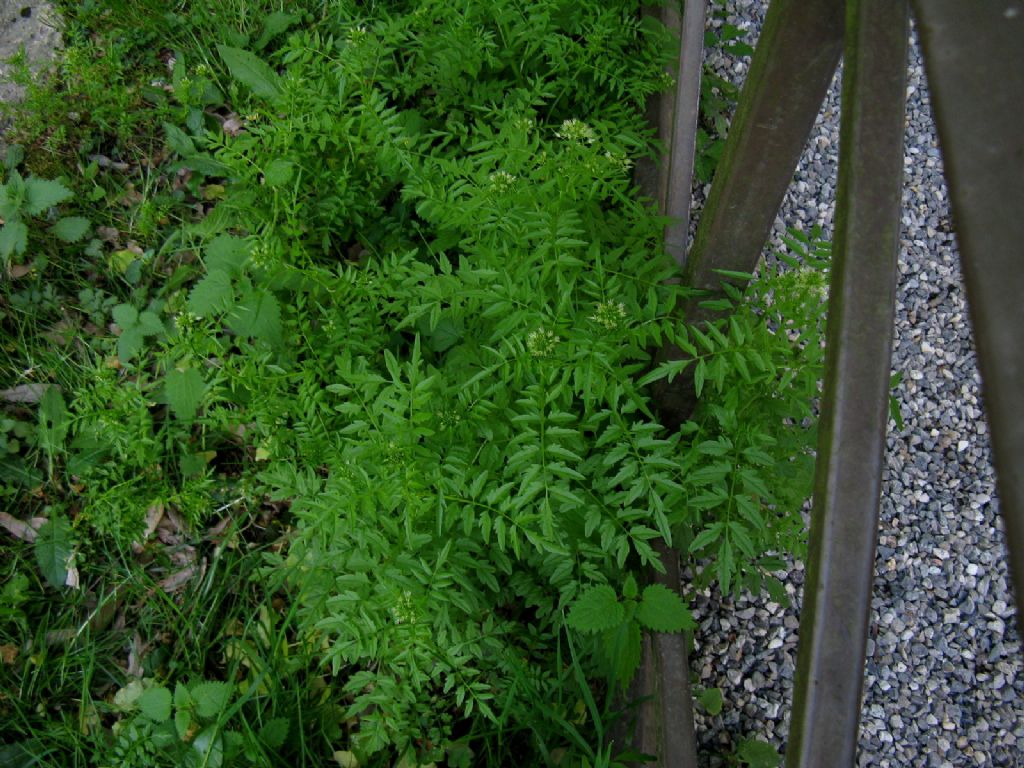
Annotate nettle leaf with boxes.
[566,585,623,633]
[117,328,146,364]
[188,270,234,316]
[191,681,233,719]
[137,311,165,337]
[112,303,139,329]
[229,289,281,343]
[217,44,282,100]
[23,177,73,215]
[258,718,290,749]
[603,618,642,686]
[137,686,173,722]
[51,217,91,243]
[263,159,294,187]
[205,234,250,276]
[737,738,780,768]
[34,516,74,588]
[164,368,208,422]
[636,584,695,633]
[164,122,197,156]
[0,220,28,258]
[699,686,724,716]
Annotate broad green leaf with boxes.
[175,708,193,740]
[23,177,72,215]
[191,681,232,718]
[263,159,293,187]
[688,522,724,553]
[217,45,282,100]
[737,738,780,768]
[636,584,695,633]
[163,122,196,156]
[566,585,623,633]
[117,328,146,363]
[188,270,234,316]
[34,517,73,588]
[698,687,723,716]
[112,303,139,329]
[137,686,173,722]
[622,573,638,600]
[205,234,250,275]
[50,217,91,242]
[191,725,224,768]
[255,11,298,49]
[137,311,165,337]
[258,718,289,749]
[0,220,28,258]
[174,681,192,709]
[428,317,463,352]
[228,289,281,343]
[603,618,642,686]
[164,368,207,422]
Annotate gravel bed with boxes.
[684,3,1024,766]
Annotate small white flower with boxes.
[526,327,560,358]
[488,170,517,192]
[604,151,633,173]
[589,301,628,330]
[555,119,597,145]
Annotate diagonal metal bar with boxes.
[654,0,845,429]
[911,0,1024,623]
[663,0,708,267]
[786,2,910,766]
[682,0,844,306]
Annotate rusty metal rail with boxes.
[635,0,1024,766]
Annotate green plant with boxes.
[0,169,90,267]
[0,0,830,765]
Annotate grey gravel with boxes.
[686,3,1023,767]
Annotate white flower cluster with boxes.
[488,170,517,192]
[555,119,597,145]
[526,327,560,358]
[590,301,627,330]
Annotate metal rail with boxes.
[635,0,1023,766]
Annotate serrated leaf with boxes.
[164,368,207,422]
[164,122,196,156]
[217,45,282,100]
[566,585,623,633]
[636,584,695,633]
[689,522,724,553]
[112,303,138,329]
[117,328,146,363]
[205,234,250,276]
[263,159,293,187]
[191,725,224,768]
[602,618,642,687]
[622,573,638,600]
[0,220,28,258]
[137,311,165,336]
[23,177,73,215]
[737,738,780,768]
[258,717,289,749]
[34,517,73,588]
[175,707,193,740]
[137,686,173,722]
[191,681,232,719]
[51,217,90,243]
[228,289,281,343]
[698,686,723,715]
[174,682,192,709]
[188,270,234,316]
[428,317,463,352]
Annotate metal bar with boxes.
[621,3,707,765]
[682,0,844,313]
[787,2,910,766]
[911,0,1024,622]
[664,0,709,266]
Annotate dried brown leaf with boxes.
[0,383,50,404]
[0,643,18,664]
[0,512,44,542]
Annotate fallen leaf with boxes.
[334,752,360,768]
[0,644,18,664]
[157,564,198,592]
[8,263,33,279]
[222,114,245,136]
[1,383,50,404]
[96,226,120,243]
[131,504,165,553]
[0,512,45,542]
